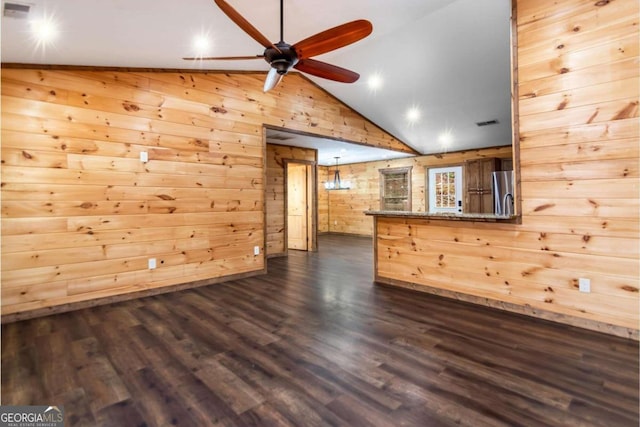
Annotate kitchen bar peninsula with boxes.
[365,210,518,222]
[364,210,636,339]
[365,210,519,292]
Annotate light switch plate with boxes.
[140,151,148,163]
[148,258,156,269]
[254,246,260,256]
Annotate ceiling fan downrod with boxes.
[280,0,284,43]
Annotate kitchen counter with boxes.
[364,210,518,222]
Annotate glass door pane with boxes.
[428,166,463,213]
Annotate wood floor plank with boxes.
[194,359,265,415]
[267,339,402,412]
[383,377,514,427]
[238,403,297,427]
[51,388,96,426]
[141,344,243,426]
[325,394,400,427]
[275,329,395,389]
[95,399,147,427]
[125,367,203,427]
[1,234,638,426]
[69,337,131,415]
[1,346,46,405]
[568,398,638,427]
[35,331,78,397]
[438,368,579,427]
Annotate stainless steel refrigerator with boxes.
[492,170,514,216]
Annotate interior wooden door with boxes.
[287,163,308,250]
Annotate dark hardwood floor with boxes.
[2,234,638,426]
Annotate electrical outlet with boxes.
[334,220,338,225]
[140,151,148,163]
[254,246,260,256]
[578,277,590,293]
[148,258,156,269]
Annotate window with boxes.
[427,166,463,214]
[380,167,412,211]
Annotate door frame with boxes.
[284,159,318,253]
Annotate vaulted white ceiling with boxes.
[1,0,513,163]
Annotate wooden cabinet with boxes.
[465,158,499,214]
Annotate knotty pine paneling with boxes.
[318,166,330,233]
[321,146,512,236]
[266,144,316,256]
[1,70,407,317]
[373,0,639,337]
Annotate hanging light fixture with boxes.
[325,157,351,190]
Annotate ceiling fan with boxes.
[183,0,373,92]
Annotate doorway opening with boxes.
[264,127,414,258]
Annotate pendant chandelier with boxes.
[324,157,351,190]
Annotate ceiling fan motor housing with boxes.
[264,42,298,74]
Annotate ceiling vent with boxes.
[476,119,499,127]
[3,2,31,19]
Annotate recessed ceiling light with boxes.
[406,106,421,124]
[438,129,454,147]
[29,15,59,46]
[192,34,211,56]
[367,73,383,91]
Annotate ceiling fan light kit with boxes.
[184,0,372,92]
[263,68,283,92]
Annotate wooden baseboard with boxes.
[375,276,639,341]
[1,269,267,324]
[267,253,287,259]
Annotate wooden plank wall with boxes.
[321,146,512,236]
[318,166,330,233]
[1,70,406,318]
[375,0,639,336]
[265,143,316,256]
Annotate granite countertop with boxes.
[364,210,518,222]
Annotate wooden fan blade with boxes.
[213,0,279,51]
[183,55,264,60]
[293,20,372,59]
[294,59,359,83]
